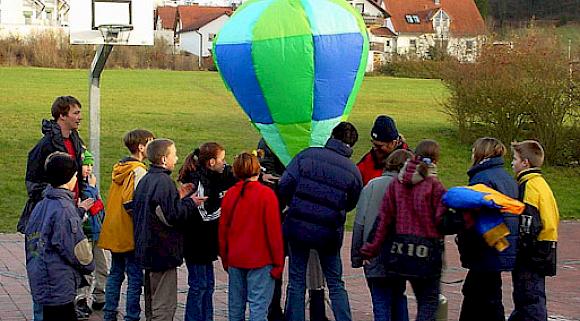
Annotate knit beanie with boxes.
[371,115,399,142]
[82,149,94,166]
[45,152,77,187]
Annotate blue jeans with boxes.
[185,263,215,321]
[103,252,143,321]
[367,277,409,321]
[285,243,352,321]
[33,300,43,321]
[228,265,275,321]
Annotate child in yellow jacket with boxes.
[509,140,559,321]
[98,129,154,321]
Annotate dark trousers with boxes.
[508,266,547,321]
[407,277,440,321]
[43,302,76,321]
[268,277,284,321]
[459,270,505,321]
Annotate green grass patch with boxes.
[1,67,578,232]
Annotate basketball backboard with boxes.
[69,0,154,45]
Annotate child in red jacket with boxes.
[219,152,285,321]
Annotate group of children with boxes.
[25,116,559,321]
[351,126,559,321]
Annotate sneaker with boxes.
[75,307,90,321]
[76,299,92,320]
[92,301,105,311]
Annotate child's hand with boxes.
[179,183,195,199]
[79,198,95,211]
[192,195,208,206]
[88,174,97,187]
[262,173,280,184]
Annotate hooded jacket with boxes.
[279,138,363,251]
[26,187,95,306]
[98,157,147,253]
[457,156,519,272]
[351,171,398,278]
[18,119,85,233]
[360,158,447,258]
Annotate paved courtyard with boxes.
[1,221,579,321]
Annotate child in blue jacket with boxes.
[26,152,95,321]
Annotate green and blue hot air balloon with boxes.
[214,0,369,165]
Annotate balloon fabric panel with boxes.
[214,43,273,124]
[312,33,364,121]
[214,0,273,45]
[252,0,311,41]
[299,0,362,35]
[252,36,314,125]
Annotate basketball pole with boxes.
[88,44,113,188]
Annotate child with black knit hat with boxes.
[25,151,95,321]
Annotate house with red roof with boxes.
[360,0,486,63]
[155,4,232,63]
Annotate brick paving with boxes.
[1,221,579,321]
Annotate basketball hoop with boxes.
[97,24,133,44]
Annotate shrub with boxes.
[0,30,200,71]
[441,30,579,165]
[376,55,444,79]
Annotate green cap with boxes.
[82,149,94,166]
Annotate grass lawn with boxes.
[0,67,578,232]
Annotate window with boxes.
[23,11,32,25]
[466,40,474,51]
[386,40,391,46]
[355,3,364,13]
[405,14,420,24]
[410,39,417,47]
[208,33,216,41]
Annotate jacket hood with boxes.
[468,156,505,179]
[398,158,438,185]
[325,138,353,158]
[41,119,65,144]
[43,186,74,200]
[112,158,146,185]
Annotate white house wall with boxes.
[0,0,68,38]
[180,30,202,56]
[179,14,228,57]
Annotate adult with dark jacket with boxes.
[357,115,409,186]
[20,96,94,321]
[177,142,237,321]
[457,138,519,321]
[132,139,200,320]
[19,95,92,234]
[279,122,363,321]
